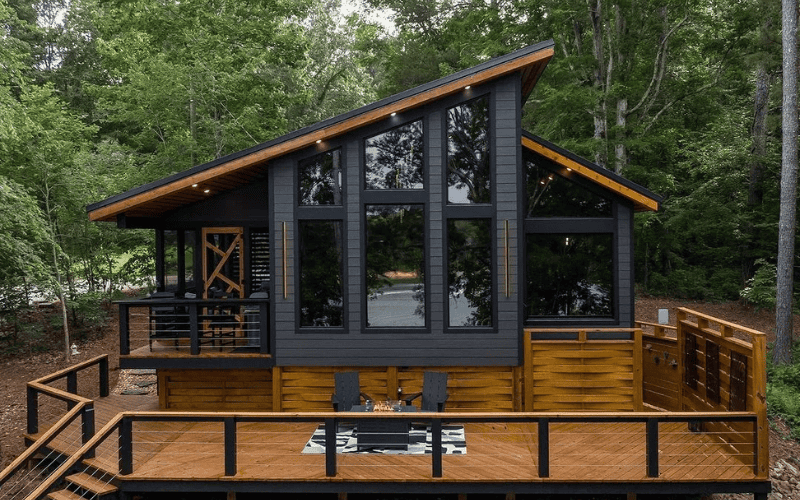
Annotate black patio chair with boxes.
[403,371,448,412]
[148,291,189,350]
[331,371,373,412]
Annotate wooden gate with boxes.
[202,227,245,298]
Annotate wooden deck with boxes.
[30,394,764,495]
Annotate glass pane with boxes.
[299,221,344,327]
[447,96,490,204]
[526,233,614,317]
[366,205,425,327]
[298,149,342,205]
[164,230,179,292]
[183,230,196,295]
[524,151,612,217]
[448,219,492,327]
[365,120,424,189]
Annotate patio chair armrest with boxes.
[402,392,422,406]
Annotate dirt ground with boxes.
[1,296,798,498]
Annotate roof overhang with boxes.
[88,41,555,222]
[521,133,661,212]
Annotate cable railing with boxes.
[0,355,109,499]
[117,297,270,356]
[19,409,762,500]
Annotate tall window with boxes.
[299,221,344,327]
[524,148,616,320]
[448,219,492,327]
[365,205,425,327]
[447,96,490,204]
[299,149,342,205]
[365,120,424,190]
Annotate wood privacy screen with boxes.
[638,308,768,478]
[522,328,643,412]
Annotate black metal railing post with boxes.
[99,356,109,397]
[325,417,337,477]
[646,418,659,478]
[66,371,78,410]
[259,301,269,355]
[27,385,38,435]
[119,416,133,475]
[538,417,550,478]
[189,303,200,355]
[431,417,443,478]
[225,417,237,476]
[82,404,96,459]
[119,303,130,355]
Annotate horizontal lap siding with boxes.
[159,369,273,411]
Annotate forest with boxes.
[0,0,791,345]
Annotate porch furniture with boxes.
[200,289,238,347]
[331,371,373,412]
[148,292,189,350]
[403,371,448,412]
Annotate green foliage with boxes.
[740,259,778,311]
[767,342,800,438]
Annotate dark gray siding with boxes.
[272,75,523,366]
[617,202,634,326]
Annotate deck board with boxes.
[32,394,759,487]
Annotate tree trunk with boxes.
[615,97,628,173]
[775,0,798,366]
[589,0,608,167]
[749,62,770,205]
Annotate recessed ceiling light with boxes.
[464,85,471,90]
[204,189,210,194]
[391,112,397,117]
[316,139,322,144]
[192,183,198,188]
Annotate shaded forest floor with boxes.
[0,295,798,499]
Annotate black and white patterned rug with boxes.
[302,423,466,455]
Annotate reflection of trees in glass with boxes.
[524,152,612,217]
[526,234,613,317]
[299,149,342,205]
[366,205,425,326]
[365,120,423,189]
[299,221,343,327]
[447,97,490,204]
[448,219,492,326]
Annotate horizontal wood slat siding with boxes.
[523,329,643,412]
[159,370,273,411]
[158,366,519,412]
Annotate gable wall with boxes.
[270,75,522,366]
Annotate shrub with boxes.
[740,259,777,311]
[766,341,800,438]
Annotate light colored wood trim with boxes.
[522,136,660,212]
[752,333,769,477]
[633,328,643,411]
[523,330,533,412]
[272,366,282,412]
[89,49,554,222]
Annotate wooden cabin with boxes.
[2,40,771,500]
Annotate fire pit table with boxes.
[351,402,417,451]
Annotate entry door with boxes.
[202,227,245,298]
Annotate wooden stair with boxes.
[47,471,118,500]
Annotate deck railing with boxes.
[20,409,762,500]
[117,297,271,356]
[0,355,108,497]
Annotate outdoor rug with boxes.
[302,423,466,455]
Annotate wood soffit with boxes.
[522,135,661,213]
[87,43,554,222]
